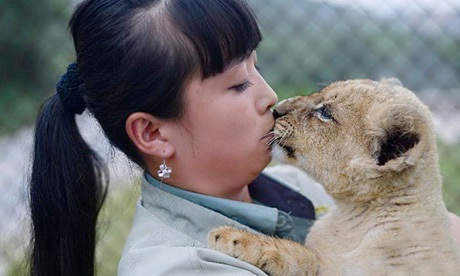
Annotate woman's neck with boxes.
[146,166,253,203]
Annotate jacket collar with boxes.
[140,174,256,246]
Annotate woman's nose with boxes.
[255,70,278,113]
[268,87,278,109]
[262,83,277,112]
[256,83,278,114]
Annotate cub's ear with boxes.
[349,104,428,180]
[369,104,427,173]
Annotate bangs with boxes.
[170,0,262,78]
[93,0,262,120]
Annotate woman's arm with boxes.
[449,212,460,247]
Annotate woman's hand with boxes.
[449,212,460,248]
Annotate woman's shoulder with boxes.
[122,198,203,252]
[119,201,267,275]
[118,200,202,274]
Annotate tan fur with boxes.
[209,79,460,275]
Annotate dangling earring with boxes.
[157,153,172,180]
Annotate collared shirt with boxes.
[145,172,315,243]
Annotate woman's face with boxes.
[169,52,278,200]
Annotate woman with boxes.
[30,0,460,275]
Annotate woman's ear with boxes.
[125,112,174,158]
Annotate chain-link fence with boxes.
[1,0,459,274]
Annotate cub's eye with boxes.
[313,104,333,122]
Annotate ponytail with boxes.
[29,92,107,275]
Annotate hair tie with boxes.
[56,62,86,115]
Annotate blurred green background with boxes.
[1,0,460,275]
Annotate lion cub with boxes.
[209,79,460,275]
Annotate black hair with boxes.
[29,0,262,275]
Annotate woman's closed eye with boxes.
[230,80,254,92]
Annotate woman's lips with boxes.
[261,130,274,140]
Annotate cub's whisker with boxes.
[267,137,277,146]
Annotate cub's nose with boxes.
[273,109,285,120]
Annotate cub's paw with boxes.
[208,227,318,276]
[208,227,260,259]
[208,227,286,276]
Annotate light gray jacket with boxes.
[118,165,333,275]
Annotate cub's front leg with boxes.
[208,227,318,276]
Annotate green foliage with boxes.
[273,84,317,101]
[439,142,460,215]
[0,84,46,136]
[0,0,74,135]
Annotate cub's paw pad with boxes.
[208,227,256,258]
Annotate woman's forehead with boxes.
[190,52,255,89]
[221,51,257,73]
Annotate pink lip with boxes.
[261,131,274,140]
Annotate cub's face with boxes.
[272,79,433,201]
